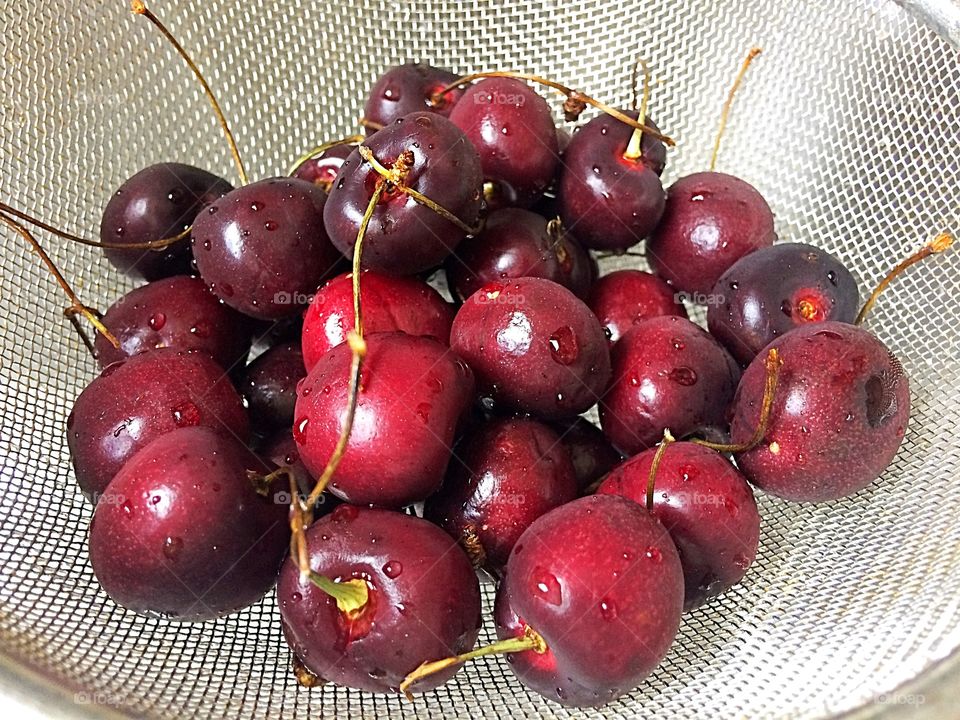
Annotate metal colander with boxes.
[1,0,959,718]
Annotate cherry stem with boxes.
[358,145,480,235]
[433,71,676,147]
[693,348,781,454]
[0,201,191,250]
[623,58,651,161]
[287,134,365,176]
[306,572,369,614]
[459,525,487,569]
[709,47,762,172]
[358,117,384,133]
[0,211,119,350]
[855,231,955,325]
[399,625,547,701]
[131,0,249,185]
[646,429,676,511]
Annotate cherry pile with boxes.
[4,4,954,710]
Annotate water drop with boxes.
[171,401,201,427]
[645,547,662,563]
[667,367,697,386]
[599,598,618,621]
[148,312,167,331]
[532,567,562,605]
[548,326,579,365]
[162,536,183,560]
[382,561,403,579]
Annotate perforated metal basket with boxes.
[1,0,959,718]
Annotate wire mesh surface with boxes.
[0,0,958,718]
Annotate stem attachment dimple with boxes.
[646,429,676,511]
[855,231,955,325]
[709,47,762,172]
[399,625,547,701]
[623,58,651,162]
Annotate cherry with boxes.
[94,275,251,371]
[494,495,682,706]
[191,177,341,319]
[294,332,474,508]
[240,342,306,434]
[423,416,578,573]
[551,416,622,492]
[363,63,464,132]
[100,162,233,281]
[277,506,481,693]
[730,321,909,501]
[291,141,354,190]
[444,209,594,301]
[68,347,250,500]
[587,269,687,346]
[89,426,288,621]
[301,270,454,371]
[598,441,760,609]
[450,277,611,419]
[707,242,860,365]
[559,111,667,251]
[448,77,559,209]
[324,112,483,275]
[599,315,741,455]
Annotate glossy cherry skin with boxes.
[495,494,683,706]
[294,332,474,508]
[89,427,289,621]
[451,277,611,419]
[731,321,909,502]
[449,78,559,209]
[707,242,860,365]
[300,270,454,371]
[101,163,232,281]
[559,111,666,251]
[363,63,464,133]
[94,275,251,371]
[647,171,776,297]
[598,442,760,609]
[599,316,741,455]
[423,416,577,573]
[240,342,306,434]
[444,209,594,301]
[277,506,482,694]
[325,112,483,275]
[551,416,622,492]
[291,142,354,191]
[68,348,250,500]
[192,177,341,319]
[587,269,687,347]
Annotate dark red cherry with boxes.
[444,209,594,301]
[647,171,775,297]
[449,78,559,209]
[495,494,683,706]
[731,321,909,501]
[101,162,232,281]
[94,275,250,371]
[559,111,666,251]
[192,177,341,319]
[363,63,464,132]
[423,416,577,573]
[89,427,288,621]
[450,277,611,419]
[599,316,740,455]
[598,441,760,609]
[277,506,481,693]
[587,269,687,346]
[291,142,354,190]
[707,242,860,365]
[294,332,474,508]
[551,416,622,492]
[67,348,250,500]
[301,270,454,371]
[325,112,483,275]
[240,342,306,434]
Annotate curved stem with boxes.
[623,58,651,161]
[131,0,248,185]
[287,134,365,176]
[646,429,676,511]
[358,117,384,133]
[693,348,781,454]
[856,231,954,325]
[459,525,487,569]
[0,211,119,350]
[709,47,762,172]
[433,71,675,147]
[399,626,547,700]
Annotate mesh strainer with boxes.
[1,0,959,718]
